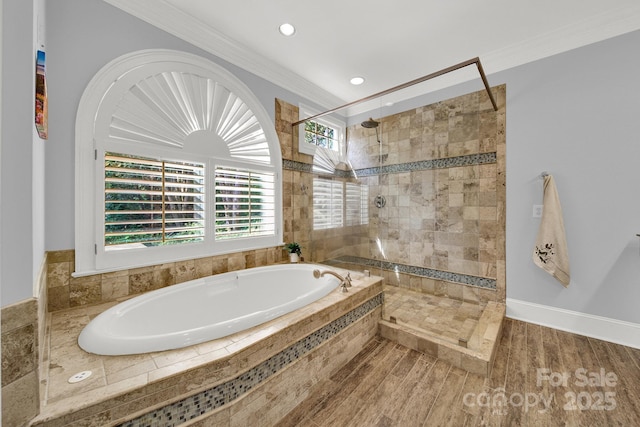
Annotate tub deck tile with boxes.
[33,270,383,426]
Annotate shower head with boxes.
[361,118,379,129]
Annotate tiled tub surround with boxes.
[45,247,287,313]
[32,271,383,426]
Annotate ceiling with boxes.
[105,0,640,116]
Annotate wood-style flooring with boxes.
[277,318,640,426]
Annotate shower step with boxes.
[386,316,474,348]
[379,301,505,377]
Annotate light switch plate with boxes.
[533,205,543,218]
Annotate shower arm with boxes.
[291,57,498,127]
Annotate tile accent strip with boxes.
[283,153,496,178]
[118,294,383,427]
[282,159,352,178]
[327,256,497,290]
[283,159,313,173]
[354,152,497,177]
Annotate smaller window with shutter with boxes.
[313,178,369,230]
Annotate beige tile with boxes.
[48,262,72,289]
[46,363,107,403]
[104,354,156,384]
[2,371,39,427]
[101,275,128,301]
[1,298,37,332]
[1,323,37,385]
[151,347,200,369]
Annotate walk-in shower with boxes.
[307,87,506,374]
[286,59,505,375]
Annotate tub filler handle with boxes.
[313,269,352,292]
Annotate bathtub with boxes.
[78,263,343,356]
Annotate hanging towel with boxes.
[533,174,570,286]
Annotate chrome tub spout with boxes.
[313,269,352,292]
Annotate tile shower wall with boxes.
[275,100,371,266]
[349,87,505,302]
[275,86,506,303]
[276,100,313,255]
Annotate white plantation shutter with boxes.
[214,167,276,238]
[104,153,205,248]
[313,178,343,230]
[331,182,344,228]
[346,182,369,226]
[76,50,283,274]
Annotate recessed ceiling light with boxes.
[350,76,365,85]
[278,23,296,36]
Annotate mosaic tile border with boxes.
[328,256,497,290]
[283,159,313,173]
[354,152,497,177]
[118,294,383,427]
[283,153,496,179]
[282,159,352,178]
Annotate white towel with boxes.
[533,175,570,286]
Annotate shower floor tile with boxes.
[380,285,504,376]
[383,285,485,346]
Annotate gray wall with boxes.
[2,0,639,328]
[1,0,45,305]
[44,0,310,253]
[502,30,640,323]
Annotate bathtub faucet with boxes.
[313,269,352,292]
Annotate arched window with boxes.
[75,50,282,275]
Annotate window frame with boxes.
[75,50,282,275]
[298,103,346,157]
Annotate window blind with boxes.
[346,182,369,226]
[313,177,344,230]
[214,167,276,239]
[104,153,205,248]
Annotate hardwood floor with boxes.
[277,319,640,426]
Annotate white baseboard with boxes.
[506,298,640,350]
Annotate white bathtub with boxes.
[78,263,343,356]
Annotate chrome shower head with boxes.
[361,118,379,128]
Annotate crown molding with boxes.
[102,0,345,110]
[104,0,640,118]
